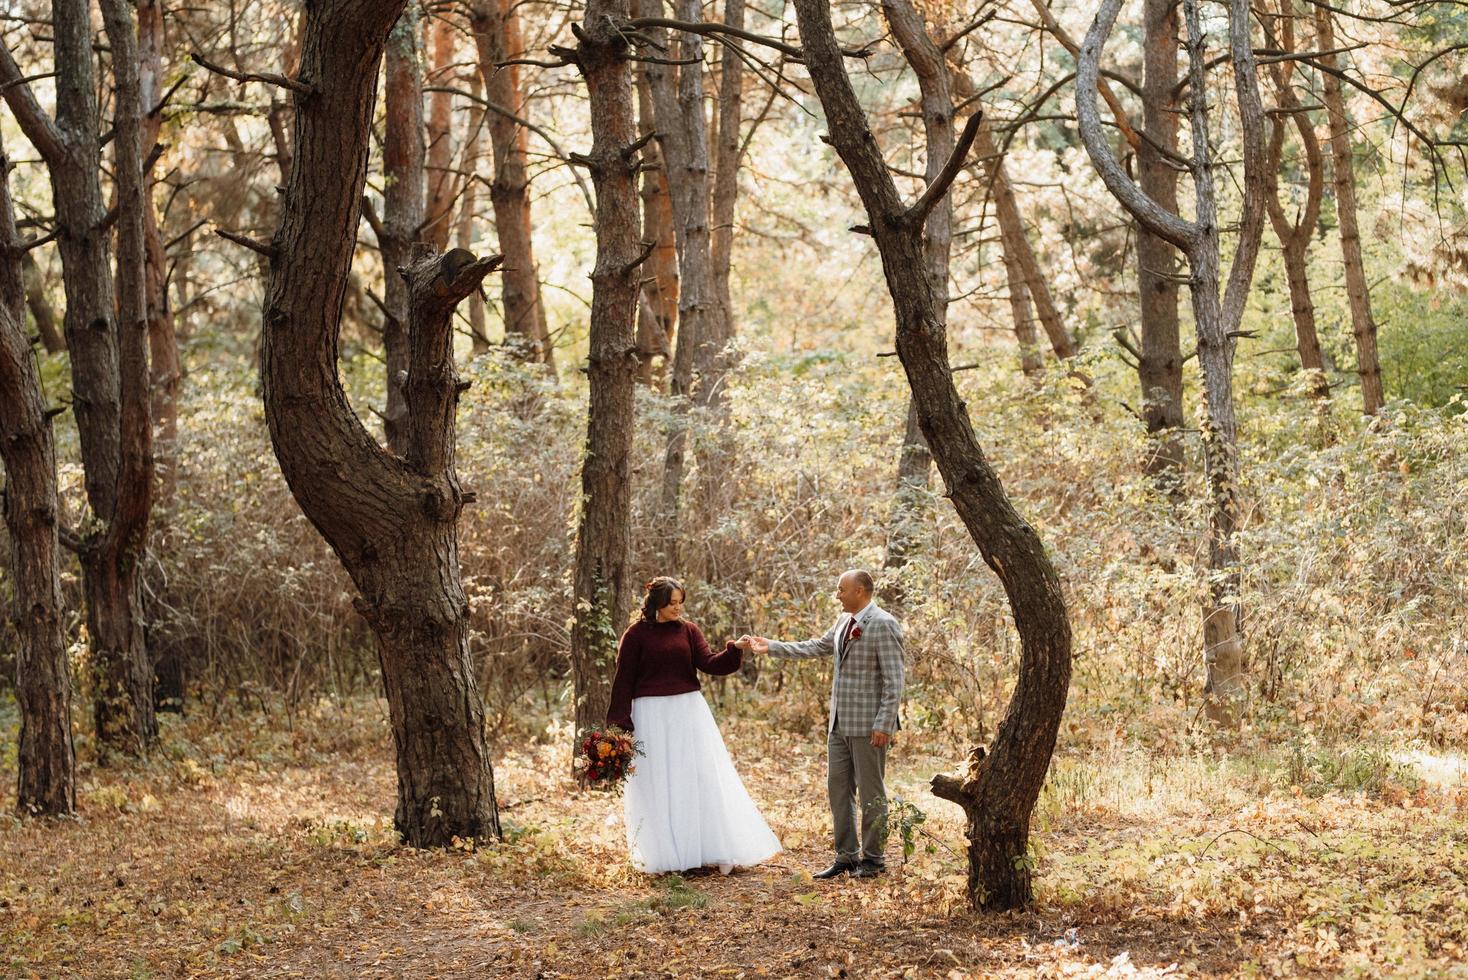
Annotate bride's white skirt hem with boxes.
[623,690,782,874]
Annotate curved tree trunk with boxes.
[569,0,641,738]
[0,140,75,816]
[793,0,1073,911]
[258,0,500,846]
[470,0,555,373]
[1078,0,1267,727]
[1314,7,1384,415]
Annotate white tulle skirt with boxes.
[623,690,782,874]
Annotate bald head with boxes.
[837,569,874,613]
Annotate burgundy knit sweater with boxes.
[605,619,743,731]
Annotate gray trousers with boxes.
[827,728,888,866]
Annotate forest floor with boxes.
[2,698,1467,979]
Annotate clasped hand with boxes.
[734,634,768,655]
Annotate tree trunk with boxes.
[1136,0,1185,474]
[97,0,159,754]
[1077,0,1266,726]
[258,0,501,846]
[569,0,642,738]
[470,0,555,373]
[967,119,1073,362]
[1001,226,1044,376]
[1314,7,1383,414]
[1262,10,1329,402]
[709,0,745,362]
[635,68,678,385]
[943,46,1070,366]
[2,0,158,753]
[382,9,427,454]
[21,254,64,353]
[458,97,492,358]
[0,140,75,816]
[793,0,1072,912]
[423,14,458,251]
[138,0,180,499]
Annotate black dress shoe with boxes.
[851,861,884,879]
[812,861,856,880]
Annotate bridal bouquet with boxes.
[576,726,640,791]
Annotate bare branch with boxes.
[189,52,316,96]
[214,227,277,258]
[906,111,983,228]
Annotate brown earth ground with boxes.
[3,698,1466,978]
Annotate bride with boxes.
[605,576,781,875]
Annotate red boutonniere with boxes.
[849,625,862,642]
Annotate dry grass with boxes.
[3,699,1466,978]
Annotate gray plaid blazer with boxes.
[766,603,905,737]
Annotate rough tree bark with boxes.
[381,8,427,454]
[635,67,678,385]
[470,0,556,372]
[257,0,501,846]
[881,0,951,578]
[1,0,158,753]
[1136,0,1185,474]
[1078,0,1267,726]
[1314,7,1384,415]
[1263,3,1329,402]
[792,0,1072,911]
[0,140,75,815]
[566,0,642,738]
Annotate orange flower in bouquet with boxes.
[576,726,640,791]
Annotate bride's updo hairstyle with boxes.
[639,576,684,624]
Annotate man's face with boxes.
[836,575,869,614]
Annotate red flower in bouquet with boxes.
[575,726,641,791]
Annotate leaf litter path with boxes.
[2,702,1466,978]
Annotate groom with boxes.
[740,569,905,879]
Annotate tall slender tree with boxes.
[470,0,556,372]
[566,0,643,739]
[1314,7,1384,414]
